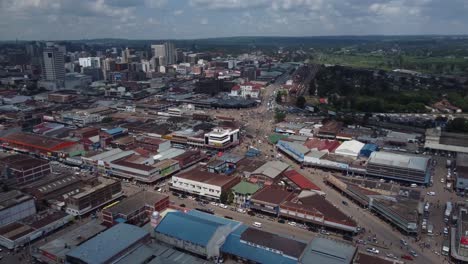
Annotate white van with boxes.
[410,184,418,188]
[252,222,262,228]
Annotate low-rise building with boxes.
[155,210,242,259]
[299,237,357,264]
[65,177,123,216]
[231,181,260,207]
[249,161,289,185]
[249,186,295,217]
[0,190,36,227]
[456,153,468,194]
[366,152,430,184]
[171,167,241,201]
[204,127,240,149]
[110,157,180,184]
[35,220,106,264]
[102,191,169,227]
[0,154,50,186]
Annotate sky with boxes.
[0,0,467,40]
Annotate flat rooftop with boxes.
[0,154,49,171]
[105,191,168,215]
[175,167,239,187]
[250,186,294,206]
[300,237,356,264]
[368,151,429,172]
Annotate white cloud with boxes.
[174,10,184,15]
[200,18,208,25]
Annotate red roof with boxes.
[231,85,241,91]
[283,170,321,191]
[304,138,340,152]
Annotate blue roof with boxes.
[66,223,149,264]
[155,211,223,247]
[361,143,378,151]
[186,210,241,229]
[105,127,124,135]
[221,225,297,264]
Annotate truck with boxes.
[442,240,450,256]
[445,202,453,222]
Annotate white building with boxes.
[334,140,365,158]
[171,168,240,201]
[230,83,262,99]
[204,128,240,148]
[78,57,101,68]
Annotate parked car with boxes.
[400,239,408,246]
[342,200,349,206]
[218,203,228,209]
[278,219,286,224]
[401,255,414,261]
[288,221,297,227]
[409,250,418,257]
[179,204,186,208]
[444,227,449,236]
[320,229,330,236]
[366,248,379,254]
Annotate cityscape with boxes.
[1,1,468,264]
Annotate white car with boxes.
[210,202,218,206]
[288,221,297,227]
[441,179,445,183]
[218,203,228,209]
[367,248,380,254]
[427,191,436,196]
[237,208,246,214]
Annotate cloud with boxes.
[0,0,467,39]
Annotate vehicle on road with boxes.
[210,202,218,206]
[320,229,330,236]
[386,253,397,259]
[444,227,449,236]
[288,221,297,227]
[441,178,445,183]
[247,211,255,216]
[224,216,233,220]
[342,200,349,206]
[218,203,228,209]
[401,255,414,261]
[409,250,418,257]
[357,239,366,245]
[366,248,379,254]
[180,204,186,207]
[278,219,286,224]
[252,222,262,228]
[237,208,246,213]
[427,191,436,196]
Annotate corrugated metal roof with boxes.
[368,152,429,172]
[300,237,356,264]
[66,223,149,264]
[155,211,222,247]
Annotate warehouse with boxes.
[334,140,365,158]
[0,154,51,186]
[366,152,430,184]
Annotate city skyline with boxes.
[0,0,468,40]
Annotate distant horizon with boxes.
[2,34,468,43]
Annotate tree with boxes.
[274,109,286,123]
[446,117,468,133]
[275,92,282,103]
[220,191,230,204]
[101,117,113,123]
[296,96,306,109]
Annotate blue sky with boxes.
[0,0,467,40]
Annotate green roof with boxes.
[268,133,288,144]
[232,181,260,195]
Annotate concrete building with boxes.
[425,127,468,155]
[110,157,180,184]
[231,181,260,207]
[249,160,289,185]
[249,186,295,217]
[452,207,468,262]
[101,191,169,227]
[366,152,430,184]
[78,57,101,68]
[171,167,241,201]
[0,190,36,227]
[65,177,123,216]
[204,127,240,149]
[42,46,65,87]
[456,153,468,194]
[0,154,50,186]
[334,140,365,158]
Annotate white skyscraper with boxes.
[151,42,175,66]
[42,47,65,82]
[78,57,101,68]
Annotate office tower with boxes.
[102,58,116,81]
[42,47,65,82]
[78,57,101,68]
[151,42,175,66]
[121,47,131,63]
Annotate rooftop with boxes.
[105,191,168,215]
[0,132,76,151]
[155,211,224,247]
[252,161,289,179]
[0,190,33,210]
[39,220,106,260]
[231,181,260,195]
[66,223,149,264]
[250,186,295,206]
[0,154,49,171]
[300,237,356,264]
[175,167,239,187]
[283,170,321,191]
[368,151,429,172]
[240,227,307,258]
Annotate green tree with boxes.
[274,109,286,123]
[296,96,306,109]
[220,191,233,204]
[446,117,468,133]
[101,117,113,123]
[275,92,282,103]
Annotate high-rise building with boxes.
[42,46,65,84]
[151,42,175,66]
[78,57,101,68]
[102,58,116,81]
[121,48,131,63]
